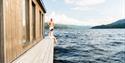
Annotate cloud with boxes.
[65,0,106,6]
[45,12,123,26]
[51,0,57,2]
[71,6,94,11]
[81,18,118,26]
[45,12,85,26]
[64,0,106,11]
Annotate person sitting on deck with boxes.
[48,18,57,44]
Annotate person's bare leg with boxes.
[49,31,51,37]
[51,35,57,44]
[51,31,54,37]
[49,31,53,38]
[54,37,57,44]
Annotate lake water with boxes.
[46,29,125,63]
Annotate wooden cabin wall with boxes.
[4,0,23,63]
[29,0,44,42]
[0,0,5,63]
[3,0,45,63]
[32,0,44,42]
[41,13,45,38]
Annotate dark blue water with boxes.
[46,29,125,63]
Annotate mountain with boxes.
[45,23,91,29]
[91,19,125,29]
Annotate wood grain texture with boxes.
[0,0,5,63]
[12,37,54,63]
[1,0,46,63]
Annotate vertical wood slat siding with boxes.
[0,0,5,63]
[25,0,30,42]
[4,0,45,63]
[4,0,23,62]
[2,0,45,63]
[36,5,41,40]
[32,2,36,41]
[5,0,12,62]
[42,14,44,38]
[31,0,44,42]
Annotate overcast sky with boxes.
[43,0,125,26]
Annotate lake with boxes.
[46,29,125,63]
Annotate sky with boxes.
[42,0,125,26]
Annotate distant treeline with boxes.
[91,19,125,29]
[44,23,90,29]
[44,23,71,29]
[92,24,125,29]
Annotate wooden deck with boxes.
[12,37,54,63]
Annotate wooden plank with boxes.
[0,0,5,63]
[12,37,54,63]
[4,0,23,62]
